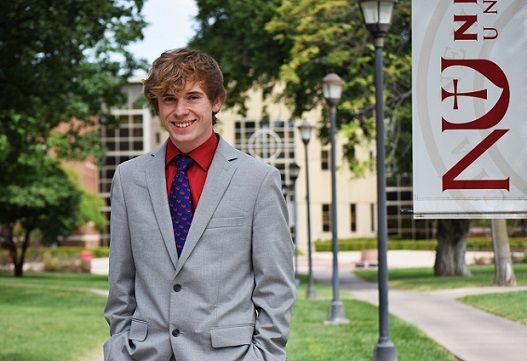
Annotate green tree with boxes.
[191,0,411,176]
[0,154,81,277]
[191,0,480,277]
[190,0,289,116]
[38,165,108,246]
[0,0,146,276]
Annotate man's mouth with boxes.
[173,120,195,128]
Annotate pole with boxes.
[372,41,397,361]
[293,180,300,287]
[325,104,348,324]
[304,142,316,299]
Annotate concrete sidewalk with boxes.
[305,253,527,361]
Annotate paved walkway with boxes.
[301,253,527,361]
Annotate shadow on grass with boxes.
[0,271,108,290]
[354,264,527,290]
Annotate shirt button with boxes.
[173,284,182,292]
[172,329,181,337]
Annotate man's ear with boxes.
[212,95,225,113]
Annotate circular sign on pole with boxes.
[247,128,283,162]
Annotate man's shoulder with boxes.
[116,143,165,174]
[238,152,277,177]
[220,139,276,175]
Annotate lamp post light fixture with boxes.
[289,162,301,287]
[359,1,397,360]
[281,182,289,200]
[298,119,316,299]
[322,73,348,324]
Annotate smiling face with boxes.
[158,81,224,153]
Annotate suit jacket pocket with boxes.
[129,319,148,341]
[210,324,254,348]
[207,216,244,229]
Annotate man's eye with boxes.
[163,96,176,103]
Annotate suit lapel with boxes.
[145,142,179,270]
[175,137,239,275]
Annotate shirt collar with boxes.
[165,132,219,171]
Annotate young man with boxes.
[103,48,295,361]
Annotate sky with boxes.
[127,0,198,70]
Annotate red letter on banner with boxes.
[442,129,510,191]
[454,15,478,41]
[441,58,510,130]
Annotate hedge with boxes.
[0,246,110,264]
[314,237,527,252]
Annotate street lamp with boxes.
[359,1,397,360]
[289,162,301,287]
[322,73,348,324]
[298,119,316,299]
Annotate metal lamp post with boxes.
[298,119,316,299]
[359,1,397,360]
[322,73,348,324]
[289,162,301,287]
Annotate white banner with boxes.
[412,0,527,219]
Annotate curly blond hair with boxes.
[143,48,225,118]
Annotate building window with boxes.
[322,204,331,232]
[321,149,329,170]
[371,203,376,233]
[233,119,296,185]
[350,204,357,232]
[99,109,146,245]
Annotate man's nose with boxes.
[174,100,189,117]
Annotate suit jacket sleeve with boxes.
[251,167,296,361]
[103,166,136,357]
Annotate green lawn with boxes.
[355,264,527,290]
[1,272,457,360]
[461,291,527,325]
[0,272,108,361]
[288,278,456,361]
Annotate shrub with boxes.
[0,246,110,272]
[42,252,91,273]
[314,237,527,252]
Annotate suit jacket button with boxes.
[172,329,181,337]
[173,284,182,292]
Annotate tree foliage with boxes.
[190,0,289,115]
[0,0,146,276]
[0,155,81,276]
[190,0,411,176]
[190,1,479,278]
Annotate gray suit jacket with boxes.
[104,137,295,361]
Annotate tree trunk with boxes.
[434,219,471,276]
[1,224,20,276]
[491,219,516,286]
[14,227,33,277]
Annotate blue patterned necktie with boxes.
[169,155,193,257]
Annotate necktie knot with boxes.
[175,155,193,172]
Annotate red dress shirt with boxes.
[165,132,219,212]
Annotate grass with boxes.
[1,272,457,360]
[461,291,527,325]
[287,277,457,361]
[0,272,108,361]
[355,263,527,290]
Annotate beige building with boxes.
[216,89,378,252]
[97,80,440,250]
[98,80,379,251]
[98,78,164,245]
